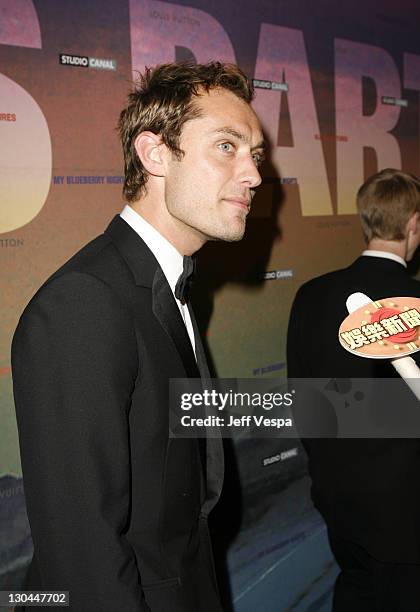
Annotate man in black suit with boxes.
[287,169,420,611]
[11,62,264,611]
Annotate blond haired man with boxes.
[287,169,420,611]
[12,61,263,612]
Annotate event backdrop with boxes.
[1,1,420,610]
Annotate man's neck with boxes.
[129,199,205,256]
[366,238,407,261]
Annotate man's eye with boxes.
[218,142,233,153]
[252,152,265,167]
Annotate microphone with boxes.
[345,292,420,401]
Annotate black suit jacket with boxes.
[287,255,420,563]
[11,215,224,611]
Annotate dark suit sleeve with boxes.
[287,287,310,378]
[287,288,318,448]
[11,271,150,611]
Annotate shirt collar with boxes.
[120,204,184,295]
[361,249,407,268]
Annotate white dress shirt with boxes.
[362,249,407,268]
[120,204,196,357]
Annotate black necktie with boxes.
[175,255,196,305]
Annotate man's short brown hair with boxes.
[118,61,254,203]
[356,168,420,242]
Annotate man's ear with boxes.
[407,211,420,235]
[134,131,166,177]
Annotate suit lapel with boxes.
[104,215,199,378]
[188,305,225,517]
[152,267,199,378]
[105,215,224,513]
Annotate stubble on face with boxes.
[163,88,264,248]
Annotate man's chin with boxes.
[207,231,244,243]
[219,223,246,242]
[199,216,245,242]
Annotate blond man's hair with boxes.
[118,61,254,203]
[357,168,420,242]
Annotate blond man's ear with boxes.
[134,132,166,178]
[406,211,420,235]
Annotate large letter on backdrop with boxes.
[129,0,235,72]
[0,0,41,48]
[335,39,402,214]
[404,52,420,175]
[253,24,332,216]
[0,1,51,234]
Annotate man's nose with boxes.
[239,155,262,189]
